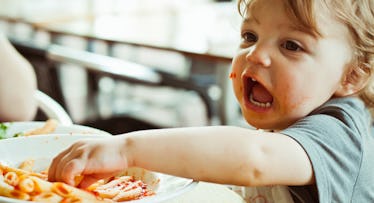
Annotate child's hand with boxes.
[48,137,129,189]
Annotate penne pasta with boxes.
[85,179,105,191]
[93,176,133,199]
[91,175,154,201]
[0,180,15,192]
[0,162,155,202]
[18,159,35,172]
[95,176,132,191]
[31,192,63,203]
[1,163,46,180]
[2,164,32,176]
[4,171,19,186]
[51,182,72,197]
[73,175,84,187]
[0,182,30,200]
[17,175,35,193]
[29,176,110,203]
[60,196,84,203]
[112,186,143,201]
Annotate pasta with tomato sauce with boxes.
[0,162,155,202]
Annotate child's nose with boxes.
[245,43,271,68]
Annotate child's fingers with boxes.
[48,150,67,182]
[48,145,78,182]
[58,159,86,186]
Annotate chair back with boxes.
[35,90,73,125]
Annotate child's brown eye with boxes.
[242,32,258,43]
[282,41,302,51]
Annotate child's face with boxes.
[231,0,354,130]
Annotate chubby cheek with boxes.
[277,86,314,117]
[230,55,247,105]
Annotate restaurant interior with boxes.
[0,0,249,134]
[0,1,253,202]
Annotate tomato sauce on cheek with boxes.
[230,71,242,99]
[229,72,237,79]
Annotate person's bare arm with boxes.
[0,34,37,121]
[125,126,314,186]
[49,126,314,188]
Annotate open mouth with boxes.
[245,77,273,108]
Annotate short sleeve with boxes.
[281,97,370,202]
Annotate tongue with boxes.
[252,83,273,103]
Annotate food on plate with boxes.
[23,119,58,136]
[0,122,10,139]
[0,161,155,202]
[0,163,106,203]
[0,119,58,139]
[87,175,155,201]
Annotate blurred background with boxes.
[0,0,247,134]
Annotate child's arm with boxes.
[0,34,37,122]
[48,126,314,188]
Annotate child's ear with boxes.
[335,64,371,97]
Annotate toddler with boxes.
[48,0,374,202]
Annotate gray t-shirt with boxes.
[281,97,374,202]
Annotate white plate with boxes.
[0,121,111,138]
[0,134,197,203]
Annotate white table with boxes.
[165,182,246,203]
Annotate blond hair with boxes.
[237,0,374,109]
